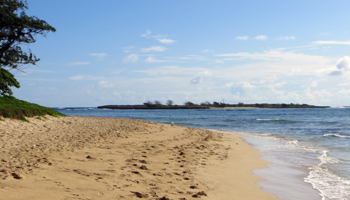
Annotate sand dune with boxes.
[0,116,277,200]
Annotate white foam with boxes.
[323,133,350,138]
[256,118,280,121]
[240,131,323,154]
[318,150,342,166]
[303,150,349,200]
[235,130,350,199]
[244,136,321,200]
[286,140,299,146]
[305,166,350,200]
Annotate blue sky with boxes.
[11,0,350,107]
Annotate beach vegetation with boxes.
[166,99,174,106]
[212,101,220,106]
[99,101,327,110]
[0,95,65,121]
[154,100,162,105]
[184,101,196,106]
[0,0,56,96]
[200,101,211,106]
[0,68,20,96]
[143,100,153,107]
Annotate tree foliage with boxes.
[0,0,56,69]
[0,68,19,95]
[184,101,195,106]
[212,101,220,106]
[0,0,55,95]
[154,100,162,105]
[200,101,211,106]
[166,99,173,106]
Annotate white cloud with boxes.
[134,66,207,76]
[328,56,350,76]
[69,75,105,81]
[338,82,350,86]
[190,76,202,84]
[123,54,139,63]
[69,75,84,81]
[275,81,286,88]
[141,46,167,52]
[201,49,210,53]
[179,55,207,61]
[68,62,90,66]
[311,81,318,87]
[255,35,268,40]
[144,56,166,63]
[277,36,296,40]
[328,71,343,76]
[141,30,152,38]
[142,30,176,45]
[336,56,350,70]
[191,71,211,84]
[157,39,176,44]
[319,32,332,36]
[230,82,254,96]
[215,50,328,64]
[287,68,302,76]
[313,40,350,45]
[135,50,331,84]
[123,46,134,53]
[235,36,249,40]
[95,81,113,88]
[89,53,107,59]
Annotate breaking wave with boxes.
[323,133,350,138]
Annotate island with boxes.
[98,101,329,110]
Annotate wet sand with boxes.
[0,116,277,200]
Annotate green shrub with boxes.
[0,95,65,121]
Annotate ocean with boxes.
[55,107,350,200]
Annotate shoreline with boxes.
[209,106,259,109]
[242,136,321,200]
[0,116,277,199]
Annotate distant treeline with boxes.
[98,100,329,109]
[231,103,328,108]
[97,105,209,110]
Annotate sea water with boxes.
[55,107,350,200]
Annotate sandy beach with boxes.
[0,116,277,200]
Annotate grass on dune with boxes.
[0,95,65,122]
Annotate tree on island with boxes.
[184,101,196,106]
[0,0,56,96]
[200,101,211,106]
[154,100,162,105]
[166,99,174,106]
[212,101,220,106]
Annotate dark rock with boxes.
[131,191,148,198]
[11,173,22,179]
[139,165,148,170]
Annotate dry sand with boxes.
[0,116,277,200]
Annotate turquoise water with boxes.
[55,107,350,200]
